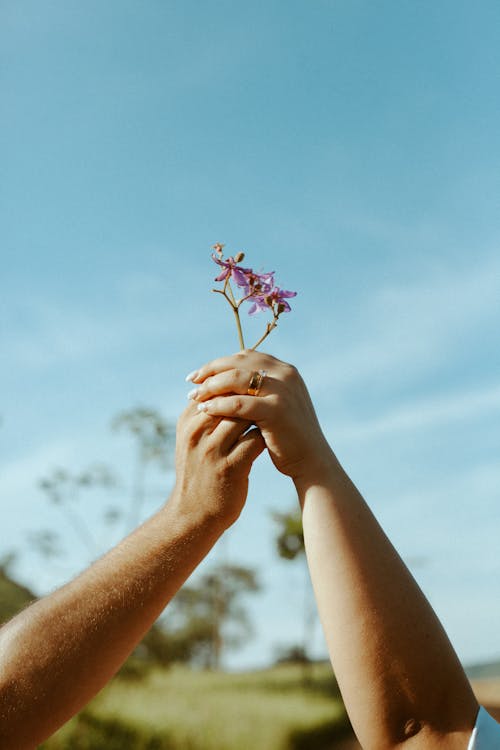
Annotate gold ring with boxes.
[247,369,267,396]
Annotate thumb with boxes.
[229,427,266,470]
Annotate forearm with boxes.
[0,493,223,749]
[296,452,478,750]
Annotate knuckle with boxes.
[282,363,298,381]
[187,431,198,450]
[233,367,244,382]
[195,367,206,382]
[215,463,231,485]
[203,441,218,460]
[268,392,281,406]
[232,395,244,411]
[205,374,217,390]
[199,379,210,394]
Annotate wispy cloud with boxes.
[335,381,500,442]
[1,265,219,371]
[304,252,500,394]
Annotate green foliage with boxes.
[112,407,174,469]
[34,407,175,562]
[289,717,352,750]
[40,711,172,750]
[275,645,311,665]
[37,464,119,558]
[171,563,261,669]
[43,663,349,750]
[272,507,316,672]
[0,562,36,625]
[272,510,304,561]
[129,621,212,669]
[117,562,262,673]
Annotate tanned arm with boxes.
[0,403,264,749]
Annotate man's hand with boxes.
[0,399,264,749]
[170,402,265,531]
[187,350,334,483]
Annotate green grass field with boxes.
[42,662,349,750]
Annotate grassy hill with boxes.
[0,569,349,749]
[0,566,36,624]
[42,662,350,750]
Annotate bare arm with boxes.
[296,455,478,750]
[190,350,478,750]
[0,404,264,749]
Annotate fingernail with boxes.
[187,388,199,400]
[185,370,199,383]
[197,402,208,412]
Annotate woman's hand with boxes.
[170,401,265,532]
[186,351,335,483]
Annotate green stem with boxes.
[250,318,278,351]
[226,280,246,349]
[233,306,246,350]
[213,284,246,350]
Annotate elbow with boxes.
[379,704,478,750]
[382,716,425,748]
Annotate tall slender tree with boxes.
[112,407,175,530]
[273,507,317,678]
[38,464,118,559]
[171,562,261,670]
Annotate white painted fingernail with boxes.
[185,370,199,383]
[187,388,199,400]
[197,402,208,412]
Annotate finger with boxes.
[188,368,275,402]
[186,350,279,384]
[197,394,269,422]
[179,401,223,441]
[212,417,253,452]
[228,427,266,468]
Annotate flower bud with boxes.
[234,251,245,263]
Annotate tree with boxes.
[168,562,261,670]
[273,509,304,561]
[273,507,316,679]
[112,407,175,530]
[37,464,118,559]
[34,407,175,562]
[0,554,36,625]
[30,409,261,673]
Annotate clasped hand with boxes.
[174,351,336,532]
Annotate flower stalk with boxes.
[210,244,296,351]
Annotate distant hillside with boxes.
[0,566,36,624]
[466,660,500,680]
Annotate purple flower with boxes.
[212,254,252,287]
[240,269,275,297]
[247,285,297,315]
[210,242,298,350]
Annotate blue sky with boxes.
[1,0,500,669]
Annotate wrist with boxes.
[165,486,230,541]
[292,445,343,497]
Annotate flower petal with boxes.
[232,267,251,287]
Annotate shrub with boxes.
[42,711,172,750]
